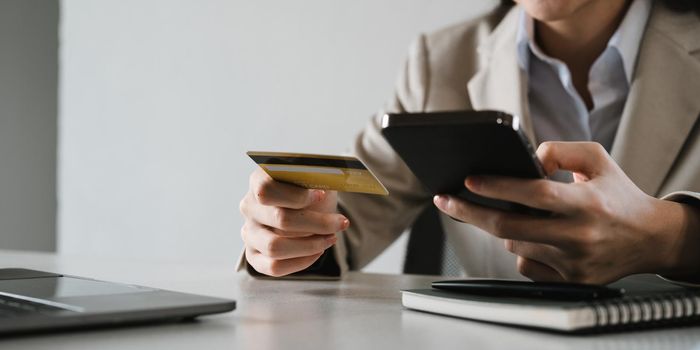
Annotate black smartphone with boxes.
[381,110,550,216]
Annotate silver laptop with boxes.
[0,268,235,335]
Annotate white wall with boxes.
[59,0,497,271]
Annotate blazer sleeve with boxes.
[237,35,434,278]
[658,191,700,287]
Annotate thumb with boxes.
[536,142,611,179]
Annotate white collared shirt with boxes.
[516,0,652,154]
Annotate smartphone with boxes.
[381,110,550,216]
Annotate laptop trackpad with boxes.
[0,276,155,299]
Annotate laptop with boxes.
[0,268,236,335]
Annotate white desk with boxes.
[0,250,699,349]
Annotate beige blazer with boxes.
[240,3,700,278]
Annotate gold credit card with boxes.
[247,151,389,195]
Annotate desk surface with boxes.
[0,250,699,350]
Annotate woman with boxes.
[238,0,700,284]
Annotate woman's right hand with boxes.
[239,168,349,277]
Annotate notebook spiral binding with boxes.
[590,293,700,329]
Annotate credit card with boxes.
[247,151,389,195]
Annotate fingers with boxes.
[463,142,612,213]
[245,247,325,277]
[536,141,611,178]
[242,221,337,260]
[516,256,565,282]
[242,169,348,234]
[434,195,576,246]
[250,168,323,209]
[241,169,346,277]
[504,240,566,277]
[465,176,580,213]
[248,201,348,234]
[240,191,349,235]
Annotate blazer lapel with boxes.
[610,5,700,196]
[467,8,537,144]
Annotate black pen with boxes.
[432,279,624,301]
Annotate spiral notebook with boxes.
[401,274,700,333]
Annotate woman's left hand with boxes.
[433,141,700,284]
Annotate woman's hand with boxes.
[239,168,349,277]
[433,141,700,284]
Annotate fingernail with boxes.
[338,217,350,230]
[433,195,447,209]
[466,176,482,191]
[314,190,326,202]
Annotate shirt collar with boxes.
[516,0,652,83]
